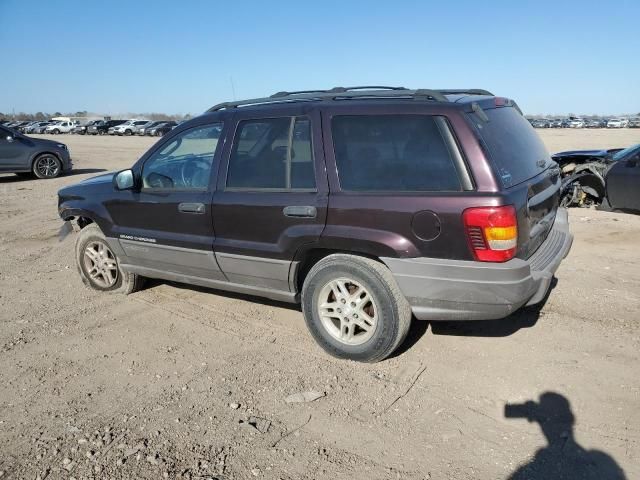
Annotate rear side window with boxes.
[331,115,462,192]
[469,107,550,187]
[227,117,315,190]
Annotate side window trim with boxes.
[224,115,317,193]
[434,117,474,191]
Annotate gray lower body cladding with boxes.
[382,208,573,321]
[106,238,297,303]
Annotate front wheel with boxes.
[32,154,61,179]
[301,254,412,362]
[75,224,143,294]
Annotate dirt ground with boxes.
[1,129,639,479]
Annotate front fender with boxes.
[58,200,114,234]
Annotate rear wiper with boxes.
[471,102,489,122]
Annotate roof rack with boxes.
[435,89,495,96]
[206,86,493,112]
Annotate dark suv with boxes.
[87,119,127,135]
[57,87,573,362]
[1,124,72,178]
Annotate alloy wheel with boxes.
[83,241,119,288]
[35,155,60,178]
[317,278,378,345]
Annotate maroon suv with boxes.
[57,87,573,362]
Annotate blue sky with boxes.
[1,0,638,115]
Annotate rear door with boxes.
[212,107,328,292]
[467,105,561,259]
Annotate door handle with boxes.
[178,202,205,214]
[283,206,317,218]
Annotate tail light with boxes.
[463,206,518,262]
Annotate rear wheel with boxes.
[32,154,61,179]
[75,224,143,294]
[301,254,412,362]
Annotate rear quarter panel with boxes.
[319,104,502,261]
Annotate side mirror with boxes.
[114,169,136,190]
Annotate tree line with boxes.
[0,111,193,121]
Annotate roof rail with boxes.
[436,89,494,96]
[270,86,407,98]
[206,87,482,112]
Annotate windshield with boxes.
[612,144,640,161]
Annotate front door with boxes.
[0,127,28,170]
[105,122,225,280]
[212,108,328,292]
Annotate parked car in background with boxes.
[568,118,585,128]
[628,117,640,128]
[25,122,51,134]
[136,121,165,136]
[16,121,39,133]
[72,120,101,135]
[57,87,573,362]
[585,119,605,128]
[88,119,127,135]
[10,121,31,132]
[45,121,76,134]
[607,118,628,128]
[0,124,72,178]
[113,120,149,136]
[32,122,53,134]
[531,119,550,128]
[604,144,640,212]
[147,121,177,136]
[548,118,563,128]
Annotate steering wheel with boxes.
[180,155,209,188]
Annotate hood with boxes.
[57,172,116,200]
[78,172,116,185]
[30,137,68,149]
[552,149,609,159]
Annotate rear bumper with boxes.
[382,208,573,321]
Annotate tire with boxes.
[124,129,132,136]
[301,254,412,362]
[32,153,62,179]
[52,129,60,135]
[99,130,105,135]
[75,224,143,294]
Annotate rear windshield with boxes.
[469,107,550,187]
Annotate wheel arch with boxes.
[292,247,384,294]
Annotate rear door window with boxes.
[469,106,551,187]
[226,117,315,190]
[331,115,463,192]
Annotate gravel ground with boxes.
[0,129,639,479]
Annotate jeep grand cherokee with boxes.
[57,86,573,362]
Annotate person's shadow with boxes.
[505,392,626,479]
